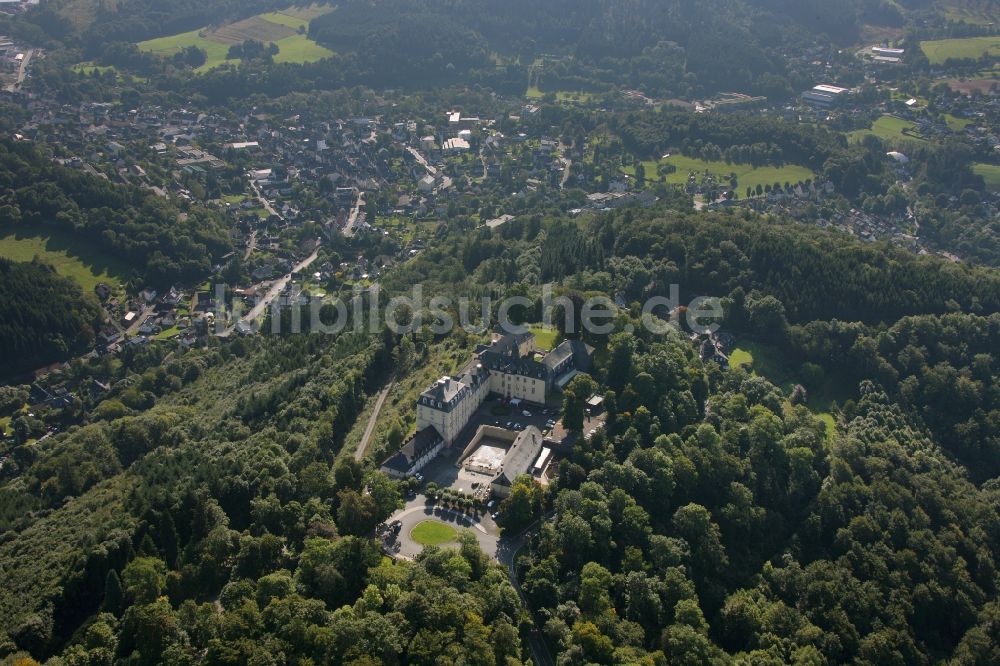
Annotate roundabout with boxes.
[384,498,500,560]
[410,519,458,546]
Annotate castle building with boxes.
[382,331,593,477]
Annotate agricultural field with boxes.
[973,163,1000,190]
[847,114,927,144]
[137,5,335,73]
[631,154,815,194]
[947,77,1000,95]
[0,229,128,293]
[920,35,1000,64]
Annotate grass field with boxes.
[138,5,334,73]
[921,36,1000,64]
[0,229,128,293]
[526,86,597,103]
[728,339,853,434]
[729,340,841,443]
[847,115,927,145]
[529,326,560,350]
[272,34,335,65]
[259,4,334,30]
[974,163,1000,190]
[631,154,814,194]
[139,29,233,73]
[410,520,458,546]
[944,114,973,131]
[0,416,10,438]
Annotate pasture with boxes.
[137,5,335,73]
[847,115,927,145]
[921,36,1000,64]
[631,154,815,194]
[0,229,128,293]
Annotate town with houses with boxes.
[1,24,998,453]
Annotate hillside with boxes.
[0,258,101,375]
[304,0,904,96]
[0,140,232,287]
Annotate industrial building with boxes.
[801,84,850,107]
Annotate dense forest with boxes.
[0,258,101,374]
[1,0,912,100]
[0,140,233,286]
[306,0,889,97]
[2,205,1000,663]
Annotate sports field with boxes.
[921,36,1000,64]
[138,4,334,73]
[0,229,127,293]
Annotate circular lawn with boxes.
[410,520,458,546]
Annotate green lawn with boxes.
[973,163,1000,190]
[728,348,753,369]
[529,326,560,350]
[631,154,814,194]
[921,36,1000,64]
[154,326,181,341]
[410,520,458,546]
[0,415,10,438]
[0,229,128,293]
[847,115,927,145]
[944,114,973,131]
